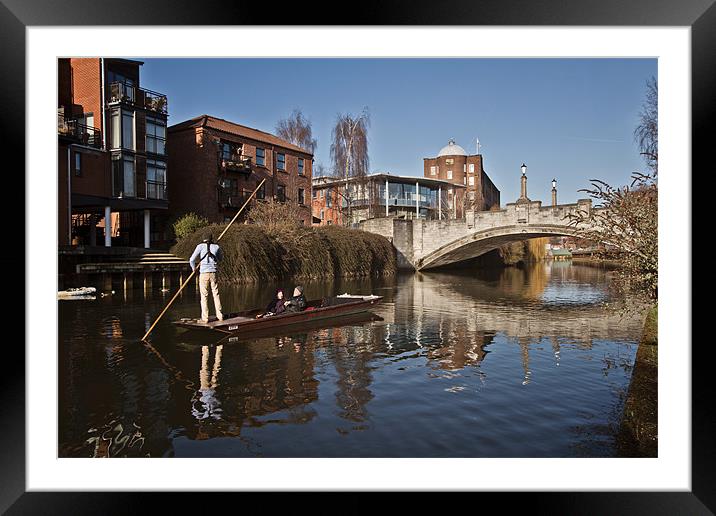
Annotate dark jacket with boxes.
[264,291,286,315]
[284,293,307,312]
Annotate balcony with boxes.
[108,82,168,115]
[146,180,167,201]
[220,153,253,174]
[57,113,102,148]
[218,191,253,209]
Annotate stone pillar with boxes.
[552,187,557,206]
[104,206,112,247]
[415,181,420,218]
[144,209,151,249]
[520,174,528,200]
[89,213,97,246]
[438,186,442,220]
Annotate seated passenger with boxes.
[256,289,286,318]
[283,285,307,313]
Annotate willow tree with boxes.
[330,108,370,224]
[276,109,317,154]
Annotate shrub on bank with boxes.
[172,212,209,241]
[171,223,396,283]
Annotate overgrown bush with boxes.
[171,222,396,283]
[172,212,209,241]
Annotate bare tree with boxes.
[330,108,370,224]
[566,79,658,307]
[313,162,327,178]
[634,77,658,176]
[276,109,317,154]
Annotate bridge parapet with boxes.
[359,198,600,270]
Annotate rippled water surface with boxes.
[59,262,644,457]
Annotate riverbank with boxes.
[171,224,396,283]
[618,304,658,456]
[571,256,623,269]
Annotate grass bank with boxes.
[171,224,396,283]
[618,304,658,456]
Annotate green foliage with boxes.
[172,212,209,241]
[171,223,396,284]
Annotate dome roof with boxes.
[437,139,467,157]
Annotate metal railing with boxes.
[220,153,252,172]
[218,191,253,208]
[108,81,168,114]
[57,113,102,148]
[146,180,167,200]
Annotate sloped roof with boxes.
[169,114,313,156]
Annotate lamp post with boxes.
[551,178,557,206]
[518,162,530,202]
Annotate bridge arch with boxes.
[416,224,581,270]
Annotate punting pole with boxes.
[141,178,267,341]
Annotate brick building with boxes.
[423,139,500,212]
[58,58,170,248]
[167,115,313,226]
[311,173,466,226]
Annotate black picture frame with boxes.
[4,0,704,513]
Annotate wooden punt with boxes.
[173,294,383,334]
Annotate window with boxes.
[446,158,454,165]
[468,176,475,186]
[74,152,81,176]
[464,177,466,185]
[469,163,475,173]
[298,158,304,175]
[447,170,453,180]
[469,191,475,200]
[326,189,332,207]
[221,141,241,161]
[430,166,436,176]
[122,110,134,150]
[327,220,332,225]
[320,189,324,198]
[110,110,120,149]
[112,154,135,197]
[256,182,266,200]
[146,116,166,155]
[256,148,265,166]
[277,184,286,202]
[147,159,167,199]
[463,164,466,172]
[277,153,286,171]
[298,188,305,205]
[312,189,317,199]
[320,209,324,220]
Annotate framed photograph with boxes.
[6,0,705,512]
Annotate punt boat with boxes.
[173,293,383,334]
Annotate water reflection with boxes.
[59,262,644,457]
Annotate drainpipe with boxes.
[67,146,72,244]
[100,58,106,150]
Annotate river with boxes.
[58,261,645,458]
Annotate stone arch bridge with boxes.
[360,198,600,270]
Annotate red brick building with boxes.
[58,58,170,248]
[423,139,500,212]
[167,115,313,226]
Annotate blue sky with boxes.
[141,58,656,204]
